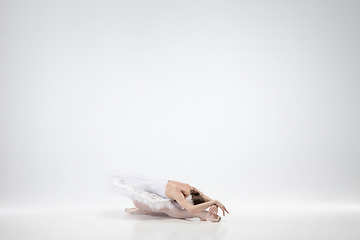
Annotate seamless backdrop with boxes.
[0,0,359,209]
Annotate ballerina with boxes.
[110,174,229,222]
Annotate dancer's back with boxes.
[165,180,194,199]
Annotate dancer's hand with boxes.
[215,200,229,216]
[209,205,218,215]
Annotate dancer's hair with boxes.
[189,189,205,205]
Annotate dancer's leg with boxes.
[162,207,221,221]
[132,200,195,218]
[132,201,220,221]
[131,201,158,215]
[163,208,197,218]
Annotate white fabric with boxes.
[185,195,194,205]
[145,179,169,199]
[109,173,182,211]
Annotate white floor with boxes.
[1,203,359,240]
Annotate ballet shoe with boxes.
[125,208,149,215]
[125,208,138,214]
[213,216,221,222]
[196,213,221,222]
[208,213,221,222]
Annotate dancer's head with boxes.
[186,189,205,205]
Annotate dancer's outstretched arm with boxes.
[193,187,220,215]
[173,191,226,214]
[175,193,216,213]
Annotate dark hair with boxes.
[190,189,205,205]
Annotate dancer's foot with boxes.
[209,213,221,222]
[125,208,149,215]
[125,208,137,214]
[196,212,221,222]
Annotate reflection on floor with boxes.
[1,203,359,240]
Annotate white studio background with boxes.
[0,0,359,210]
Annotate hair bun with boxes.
[190,189,200,195]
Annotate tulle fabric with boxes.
[109,173,182,211]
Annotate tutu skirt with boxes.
[109,173,182,211]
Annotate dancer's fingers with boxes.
[222,205,229,214]
[209,205,219,215]
[221,207,227,216]
[225,207,229,214]
[209,205,217,214]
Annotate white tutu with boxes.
[109,173,182,211]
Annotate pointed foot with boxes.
[125,208,149,215]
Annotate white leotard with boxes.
[109,173,181,210]
[144,179,169,199]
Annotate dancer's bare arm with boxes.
[173,191,217,213]
[193,187,220,214]
[183,189,229,216]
